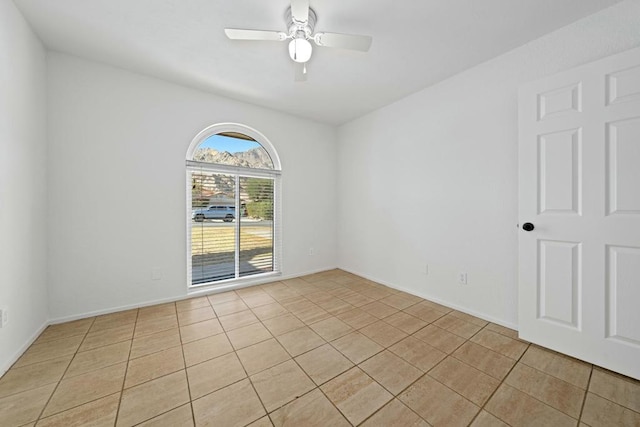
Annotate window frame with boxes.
[185,123,282,291]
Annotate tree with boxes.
[246,178,273,202]
[245,178,273,219]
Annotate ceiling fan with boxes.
[224,0,372,81]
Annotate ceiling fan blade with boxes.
[314,32,372,52]
[290,0,309,22]
[224,28,287,41]
[294,62,308,82]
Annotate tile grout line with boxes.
[33,316,97,424]
[354,325,449,426]
[464,321,530,426]
[330,305,479,425]
[237,280,370,424]
[272,284,360,424]
[586,368,640,413]
[114,303,207,425]
[182,298,204,427]
[249,296,329,420]
[0,353,77,400]
[362,318,529,425]
[174,308,199,423]
[471,325,596,425]
[479,338,597,424]
[577,365,595,424]
[214,297,273,426]
[314,381,354,426]
[269,280,461,425]
[113,307,140,427]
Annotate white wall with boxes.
[47,53,337,320]
[0,0,49,373]
[337,1,640,327]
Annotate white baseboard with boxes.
[339,266,519,331]
[48,293,192,325]
[1,320,49,377]
[186,266,336,298]
[48,265,339,325]
[8,265,519,377]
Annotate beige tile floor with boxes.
[1,269,639,426]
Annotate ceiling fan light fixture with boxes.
[288,37,312,63]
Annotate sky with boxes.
[200,134,261,154]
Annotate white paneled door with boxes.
[518,47,640,380]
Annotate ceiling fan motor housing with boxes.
[286,6,317,39]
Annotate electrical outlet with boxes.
[151,268,162,281]
[458,272,468,285]
[0,308,7,328]
[309,247,315,256]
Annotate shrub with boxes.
[246,201,273,220]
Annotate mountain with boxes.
[192,147,272,169]
[191,147,274,206]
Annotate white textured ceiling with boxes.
[15,0,620,125]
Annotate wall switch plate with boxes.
[309,247,315,256]
[151,269,162,281]
[423,264,429,275]
[458,272,468,285]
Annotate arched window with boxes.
[186,124,281,288]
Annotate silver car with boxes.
[192,205,235,222]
